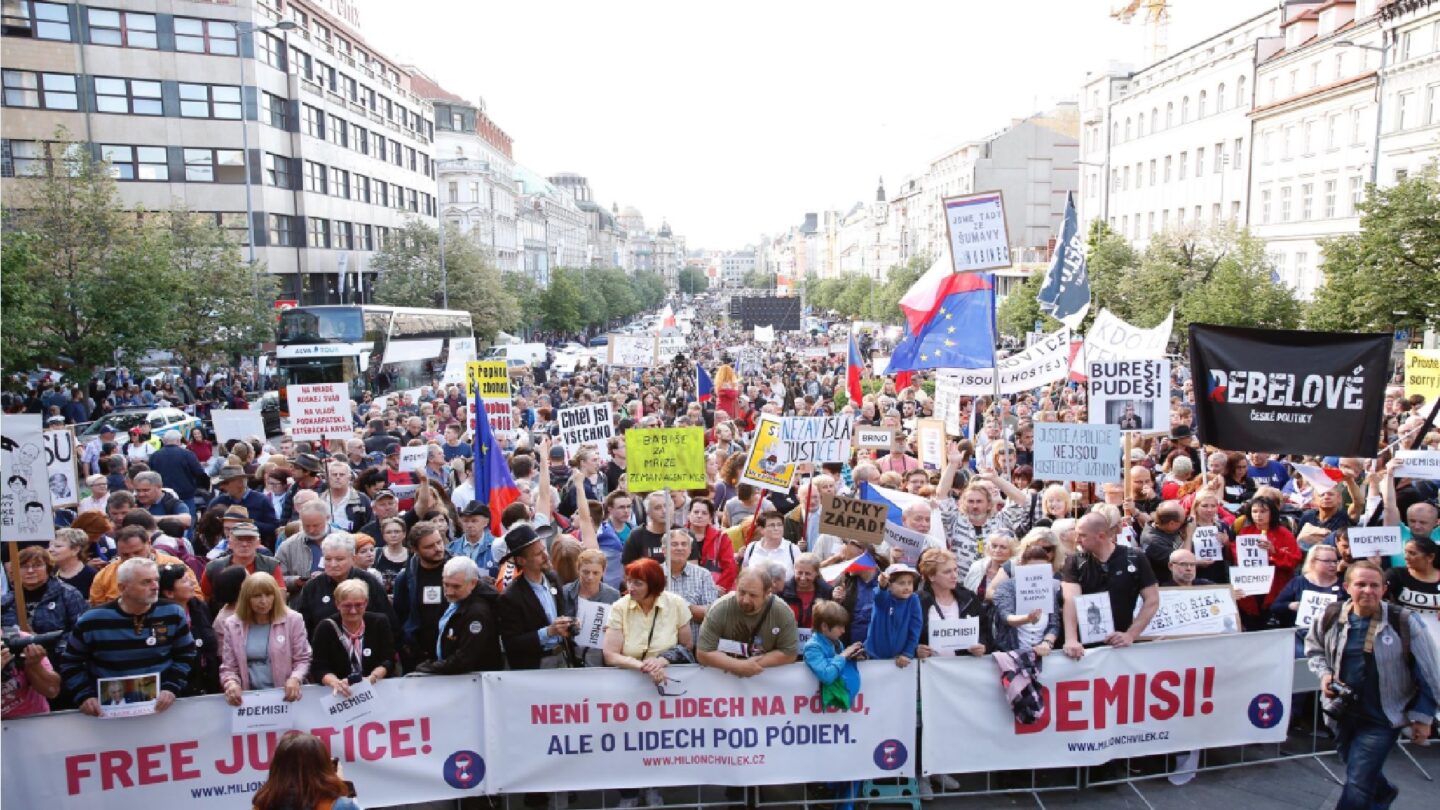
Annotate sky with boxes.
[358,0,1274,250]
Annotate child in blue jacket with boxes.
[865,563,923,667]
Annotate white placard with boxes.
[95,673,159,719]
[288,382,353,441]
[230,688,297,734]
[856,428,894,449]
[943,191,1011,273]
[871,356,892,377]
[778,416,854,464]
[210,408,267,446]
[553,353,580,374]
[1014,563,1055,617]
[398,445,428,473]
[796,627,814,647]
[915,419,945,470]
[1232,566,1277,597]
[318,677,378,726]
[1393,450,1440,480]
[1076,592,1115,645]
[657,334,687,360]
[43,428,79,508]
[1033,423,1122,484]
[607,334,657,367]
[576,598,611,649]
[442,336,477,386]
[1295,591,1337,629]
[1192,526,1222,561]
[1088,359,1170,433]
[1137,586,1239,638]
[1,414,55,541]
[1235,534,1269,567]
[1073,308,1174,375]
[883,521,929,566]
[1346,526,1404,559]
[928,615,980,655]
[559,402,615,461]
[934,327,1072,397]
[754,325,776,344]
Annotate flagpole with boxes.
[989,274,1009,482]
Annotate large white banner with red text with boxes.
[482,662,918,791]
[920,630,1294,773]
[0,677,487,810]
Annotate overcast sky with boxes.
[360,0,1273,250]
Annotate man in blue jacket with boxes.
[146,433,209,508]
[207,465,280,549]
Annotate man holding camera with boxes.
[1305,561,1440,809]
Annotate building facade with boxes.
[421,77,518,274]
[1,0,438,304]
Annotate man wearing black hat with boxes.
[450,501,498,574]
[208,465,280,548]
[278,453,326,525]
[498,525,576,670]
[1165,424,1203,476]
[413,557,504,674]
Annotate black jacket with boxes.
[293,569,397,638]
[182,597,220,696]
[416,584,505,674]
[498,570,575,670]
[310,611,397,683]
[919,584,993,655]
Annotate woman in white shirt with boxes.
[741,512,800,581]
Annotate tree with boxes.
[741,268,776,290]
[371,221,519,344]
[997,269,1055,337]
[538,268,586,334]
[592,267,640,326]
[632,270,668,310]
[677,266,709,295]
[1307,164,1440,334]
[502,271,543,335]
[1177,230,1301,336]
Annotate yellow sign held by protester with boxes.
[467,360,513,437]
[740,413,797,494]
[1404,349,1440,404]
[624,427,705,492]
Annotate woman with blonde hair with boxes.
[220,572,311,705]
[713,364,740,419]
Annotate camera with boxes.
[1323,678,1361,720]
[3,628,66,657]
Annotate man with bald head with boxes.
[1166,549,1214,587]
[1061,512,1160,659]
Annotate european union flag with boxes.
[886,273,995,373]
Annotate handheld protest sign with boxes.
[740,414,796,494]
[819,495,886,545]
[624,428,705,492]
[44,427,79,509]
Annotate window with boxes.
[1,139,45,176]
[1176,207,1185,226]
[99,144,167,180]
[1163,155,1172,182]
[406,146,417,171]
[1236,76,1247,108]
[447,180,458,202]
[1179,151,1188,180]
[1124,117,1132,140]
[304,160,327,193]
[1233,138,1243,170]
[178,83,241,119]
[1327,114,1339,149]
[407,188,418,212]
[1427,84,1439,126]
[375,225,389,250]
[302,105,324,138]
[1334,53,1345,81]
[1166,102,1173,127]
[1349,176,1364,212]
[1212,203,1221,222]
[3,1,73,40]
[342,75,357,103]
[1294,252,1309,288]
[389,141,401,166]
[197,212,249,245]
[1150,107,1158,134]
[469,181,480,203]
[375,179,389,207]
[2,70,76,109]
[309,217,331,248]
[1161,210,1170,230]
[183,148,244,183]
[1262,130,1274,163]
[392,182,404,210]
[335,221,355,250]
[1110,168,1119,193]
[1300,183,1313,220]
[1282,125,1294,159]
[94,77,161,114]
[327,114,347,147]
[174,17,238,55]
[355,174,370,203]
[1261,189,1272,224]
[331,167,350,199]
[1324,179,1337,218]
[450,112,463,130]
[1195,147,1205,177]
[1214,142,1225,172]
[353,123,368,154]
[371,131,385,158]
[1149,159,1157,185]
[1181,96,1190,123]
[263,92,289,129]
[359,224,374,251]
[1395,91,1414,132]
[290,46,313,81]
[1198,90,1207,117]
[1280,186,1292,221]
[269,214,296,246]
[265,152,291,188]
[1302,120,1314,154]
[257,32,284,69]
[1350,108,1363,144]
[1217,83,1226,112]
[87,9,157,48]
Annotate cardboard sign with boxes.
[1137,585,1239,638]
[442,336,477,386]
[928,616,980,655]
[1192,526,1222,562]
[942,191,1011,273]
[819,495,886,545]
[288,382,353,441]
[1076,593,1115,645]
[915,419,945,470]
[467,360,513,438]
[931,376,964,436]
[2,414,55,541]
[1393,450,1440,480]
[740,414,797,494]
[1346,526,1403,559]
[1032,423,1122,484]
[1232,566,1276,597]
[43,428,79,508]
[576,598,612,649]
[1088,359,1170,433]
[398,445,428,473]
[1403,348,1440,402]
[778,417,853,464]
[1235,534,1270,568]
[211,408,267,446]
[96,673,160,719]
[608,334,657,367]
[883,521,929,566]
[318,677,378,726]
[231,688,297,734]
[1013,563,1055,617]
[1295,591,1337,629]
[559,402,615,461]
[856,428,895,449]
[624,427,706,492]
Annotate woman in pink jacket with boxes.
[220,572,311,705]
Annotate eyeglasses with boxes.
[655,676,688,697]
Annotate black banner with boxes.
[1188,324,1389,457]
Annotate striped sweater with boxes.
[59,599,196,702]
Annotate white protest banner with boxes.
[1,414,55,542]
[942,190,1011,273]
[2,677,488,809]
[559,402,615,461]
[1033,423,1121,484]
[915,419,945,470]
[1137,586,1239,639]
[871,356,891,377]
[754,325,776,344]
[288,383,353,442]
[398,445,428,473]
[1014,564,1056,617]
[442,336,478,386]
[1192,526,1222,562]
[467,360,513,438]
[318,678,379,726]
[1235,534,1270,568]
[1295,591,1337,630]
[931,376,964,435]
[483,661,917,791]
[553,353,581,374]
[607,334,657,368]
[657,333,687,360]
[928,616,980,655]
[44,427,79,508]
[576,598,612,649]
[1346,526,1403,559]
[231,689,296,734]
[883,521,929,566]
[1392,450,1440,480]
[1076,593,1115,645]
[1073,308,1174,376]
[920,631,1295,773]
[210,409,267,446]
[1233,566,1276,597]
[1088,359,1169,433]
[856,428,895,449]
[778,417,854,464]
[934,327,1072,396]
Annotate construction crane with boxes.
[1112,0,1172,63]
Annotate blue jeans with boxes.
[1334,719,1400,810]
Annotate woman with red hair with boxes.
[713,364,740,419]
[602,558,693,681]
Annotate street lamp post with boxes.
[236,19,298,296]
[1337,36,1392,186]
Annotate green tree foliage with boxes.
[677,266,709,295]
[502,272,543,334]
[805,258,932,323]
[997,270,1054,337]
[1307,164,1440,334]
[538,268,586,334]
[741,268,776,290]
[371,221,519,344]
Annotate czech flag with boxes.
[886,272,996,374]
[697,365,714,403]
[846,333,864,404]
[473,402,520,536]
[820,549,879,583]
[858,481,948,547]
